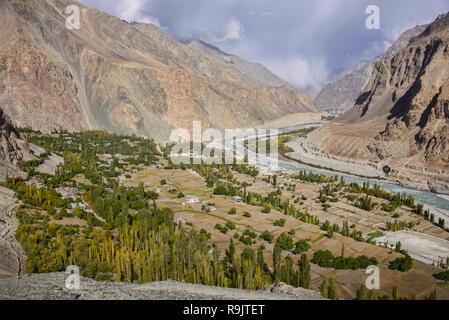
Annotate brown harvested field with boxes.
[127,166,449,299]
[49,217,87,227]
[72,174,93,186]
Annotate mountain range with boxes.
[0,0,318,144]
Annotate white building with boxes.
[185,195,200,204]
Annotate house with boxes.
[71,202,86,210]
[55,187,80,199]
[185,195,200,204]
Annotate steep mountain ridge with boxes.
[186,39,289,88]
[0,0,318,143]
[306,13,449,193]
[313,61,375,112]
[313,25,427,112]
[0,107,35,180]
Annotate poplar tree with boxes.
[298,253,311,289]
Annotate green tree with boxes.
[273,244,282,281]
[298,253,310,289]
[356,284,366,300]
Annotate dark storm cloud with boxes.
[78,0,449,88]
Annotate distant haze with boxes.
[79,0,449,89]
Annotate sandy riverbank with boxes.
[285,136,449,197]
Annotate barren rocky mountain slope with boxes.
[0,186,26,278]
[0,108,33,166]
[313,25,427,112]
[0,0,318,143]
[306,13,449,193]
[0,107,36,180]
[186,39,289,88]
[313,61,375,112]
[0,273,325,300]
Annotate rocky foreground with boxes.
[0,273,324,300]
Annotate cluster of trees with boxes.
[276,136,294,154]
[259,231,274,243]
[346,183,417,212]
[215,224,230,234]
[85,182,155,228]
[321,220,340,238]
[320,183,344,198]
[311,247,378,270]
[356,195,376,211]
[276,233,294,251]
[293,239,311,254]
[27,131,159,166]
[3,175,79,224]
[386,220,407,232]
[325,220,364,242]
[237,229,257,245]
[272,244,311,289]
[5,179,68,210]
[273,219,286,227]
[212,177,323,229]
[214,184,240,197]
[423,210,448,231]
[24,131,159,189]
[389,253,413,272]
[17,200,317,292]
[293,171,339,184]
[320,278,339,300]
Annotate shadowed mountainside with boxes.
[0,107,37,180]
[306,13,449,193]
[313,25,427,112]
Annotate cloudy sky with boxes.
[78,0,449,89]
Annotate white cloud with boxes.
[263,56,330,89]
[211,18,245,42]
[115,0,160,27]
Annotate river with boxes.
[220,124,449,211]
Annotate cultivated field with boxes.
[122,165,449,299]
